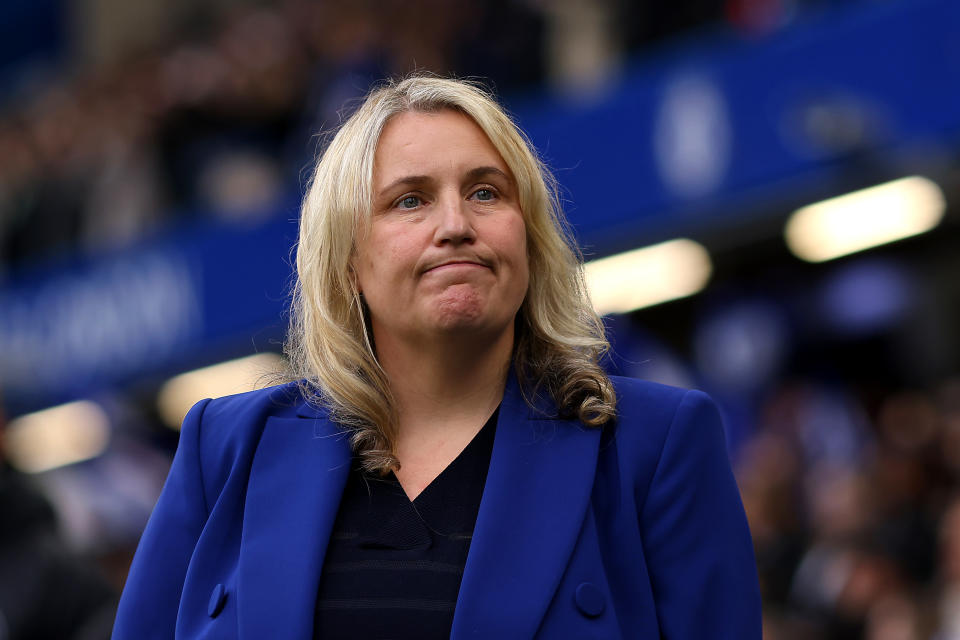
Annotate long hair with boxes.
[285,75,616,473]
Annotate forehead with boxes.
[372,110,511,184]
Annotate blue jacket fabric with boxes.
[113,374,761,639]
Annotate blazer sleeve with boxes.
[112,398,212,639]
[638,390,762,639]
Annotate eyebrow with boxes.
[376,175,430,200]
[376,166,513,200]
[464,166,512,184]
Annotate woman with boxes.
[113,76,761,639]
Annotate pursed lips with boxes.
[422,260,491,275]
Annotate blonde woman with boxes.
[114,76,761,639]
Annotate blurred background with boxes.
[0,0,958,637]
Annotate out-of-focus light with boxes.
[4,401,111,473]
[584,238,713,315]
[157,352,285,430]
[819,258,912,333]
[694,300,788,393]
[785,176,946,263]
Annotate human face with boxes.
[352,109,529,349]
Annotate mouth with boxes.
[423,259,491,274]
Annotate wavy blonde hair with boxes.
[285,75,615,473]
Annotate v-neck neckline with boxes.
[323,404,500,553]
[390,405,500,505]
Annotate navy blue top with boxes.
[313,407,499,639]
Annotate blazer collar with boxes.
[237,371,601,640]
[451,371,601,638]
[237,406,351,640]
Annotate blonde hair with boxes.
[285,75,615,473]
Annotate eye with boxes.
[395,195,422,210]
[471,188,497,202]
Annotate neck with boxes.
[373,325,514,437]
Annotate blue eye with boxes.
[397,195,421,209]
[473,188,495,201]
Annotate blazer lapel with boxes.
[237,405,351,640]
[451,375,602,639]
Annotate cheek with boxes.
[504,219,529,278]
[354,232,419,292]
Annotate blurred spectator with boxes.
[0,0,552,273]
[730,375,960,639]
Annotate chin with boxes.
[428,302,504,337]
[421,286,519,338]
[430,304,486,332]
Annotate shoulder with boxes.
[189,379,325,437]
[187,378,323,448]
[605,375,727,489]
[608,375,716,442]
[609,375,690,416]
[199,379,316,423]
[179,380,326,502]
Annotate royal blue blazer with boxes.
[113,373,761,639]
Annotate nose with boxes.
[433,196,477,246]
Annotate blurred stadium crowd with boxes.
[0,0,547,271]
[1,0,957,639]
[739,375,960,638]
[0,0,747,273]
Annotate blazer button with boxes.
[574,582,605,618]
[208,583,228,618]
